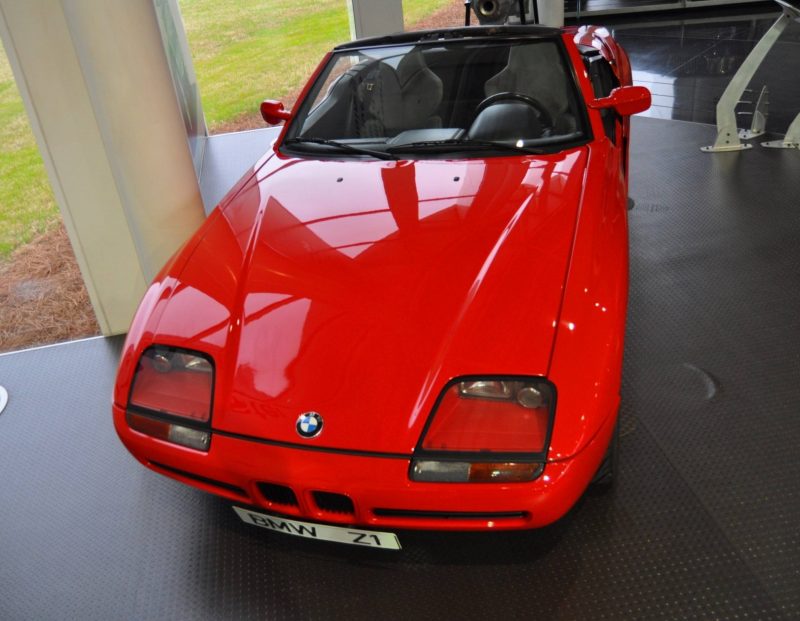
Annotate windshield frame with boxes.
[280,30,592,160]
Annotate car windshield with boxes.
[283,37,587,158]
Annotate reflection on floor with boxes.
[576,5,800,133]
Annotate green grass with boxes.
[0,0,451,259]
[0,52,58,259]
[180,0,451,128]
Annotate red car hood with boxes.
[154,150,588,454]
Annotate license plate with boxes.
[233,507,401,550]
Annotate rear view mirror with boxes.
[260,100,292,125]
[590,86,651,117]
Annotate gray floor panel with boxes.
[1,116,798,620]
[199,127,280,213]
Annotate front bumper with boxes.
[113,404,615,531]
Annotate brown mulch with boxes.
[0,1,466,354]
[0,223,100,353]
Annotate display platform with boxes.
[198,127,280,213]
[1,116,798,620]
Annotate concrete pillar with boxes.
[536,1,564,27]
[347,0,404,39]
[0,0,206,335]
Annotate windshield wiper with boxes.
[386,138,545,155]
[283,137,396,160]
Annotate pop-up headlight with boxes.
[411,377,554,483]
[126,346,214,451]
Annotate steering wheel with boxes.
[475,92,553,130]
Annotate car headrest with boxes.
[356,51,443,132]
[484,44,570,118]
[356,62,404,128]
[396,50,443,126]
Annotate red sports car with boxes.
[114,23,650,550]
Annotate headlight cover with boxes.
[411,376,555,483]
[126,346,214,451]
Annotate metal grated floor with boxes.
[1,117,798,620]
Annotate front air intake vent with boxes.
[257,482,298,506]
[313,491,355,515]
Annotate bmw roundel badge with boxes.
[296,411,323,438]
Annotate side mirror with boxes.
[260,99,292,125]
[589,85,651,117]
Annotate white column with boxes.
[0,0,206,335]
[536,1,564,27]
[347,0,404,39]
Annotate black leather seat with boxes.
[483,43,576,134]
[353,50,443,137]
